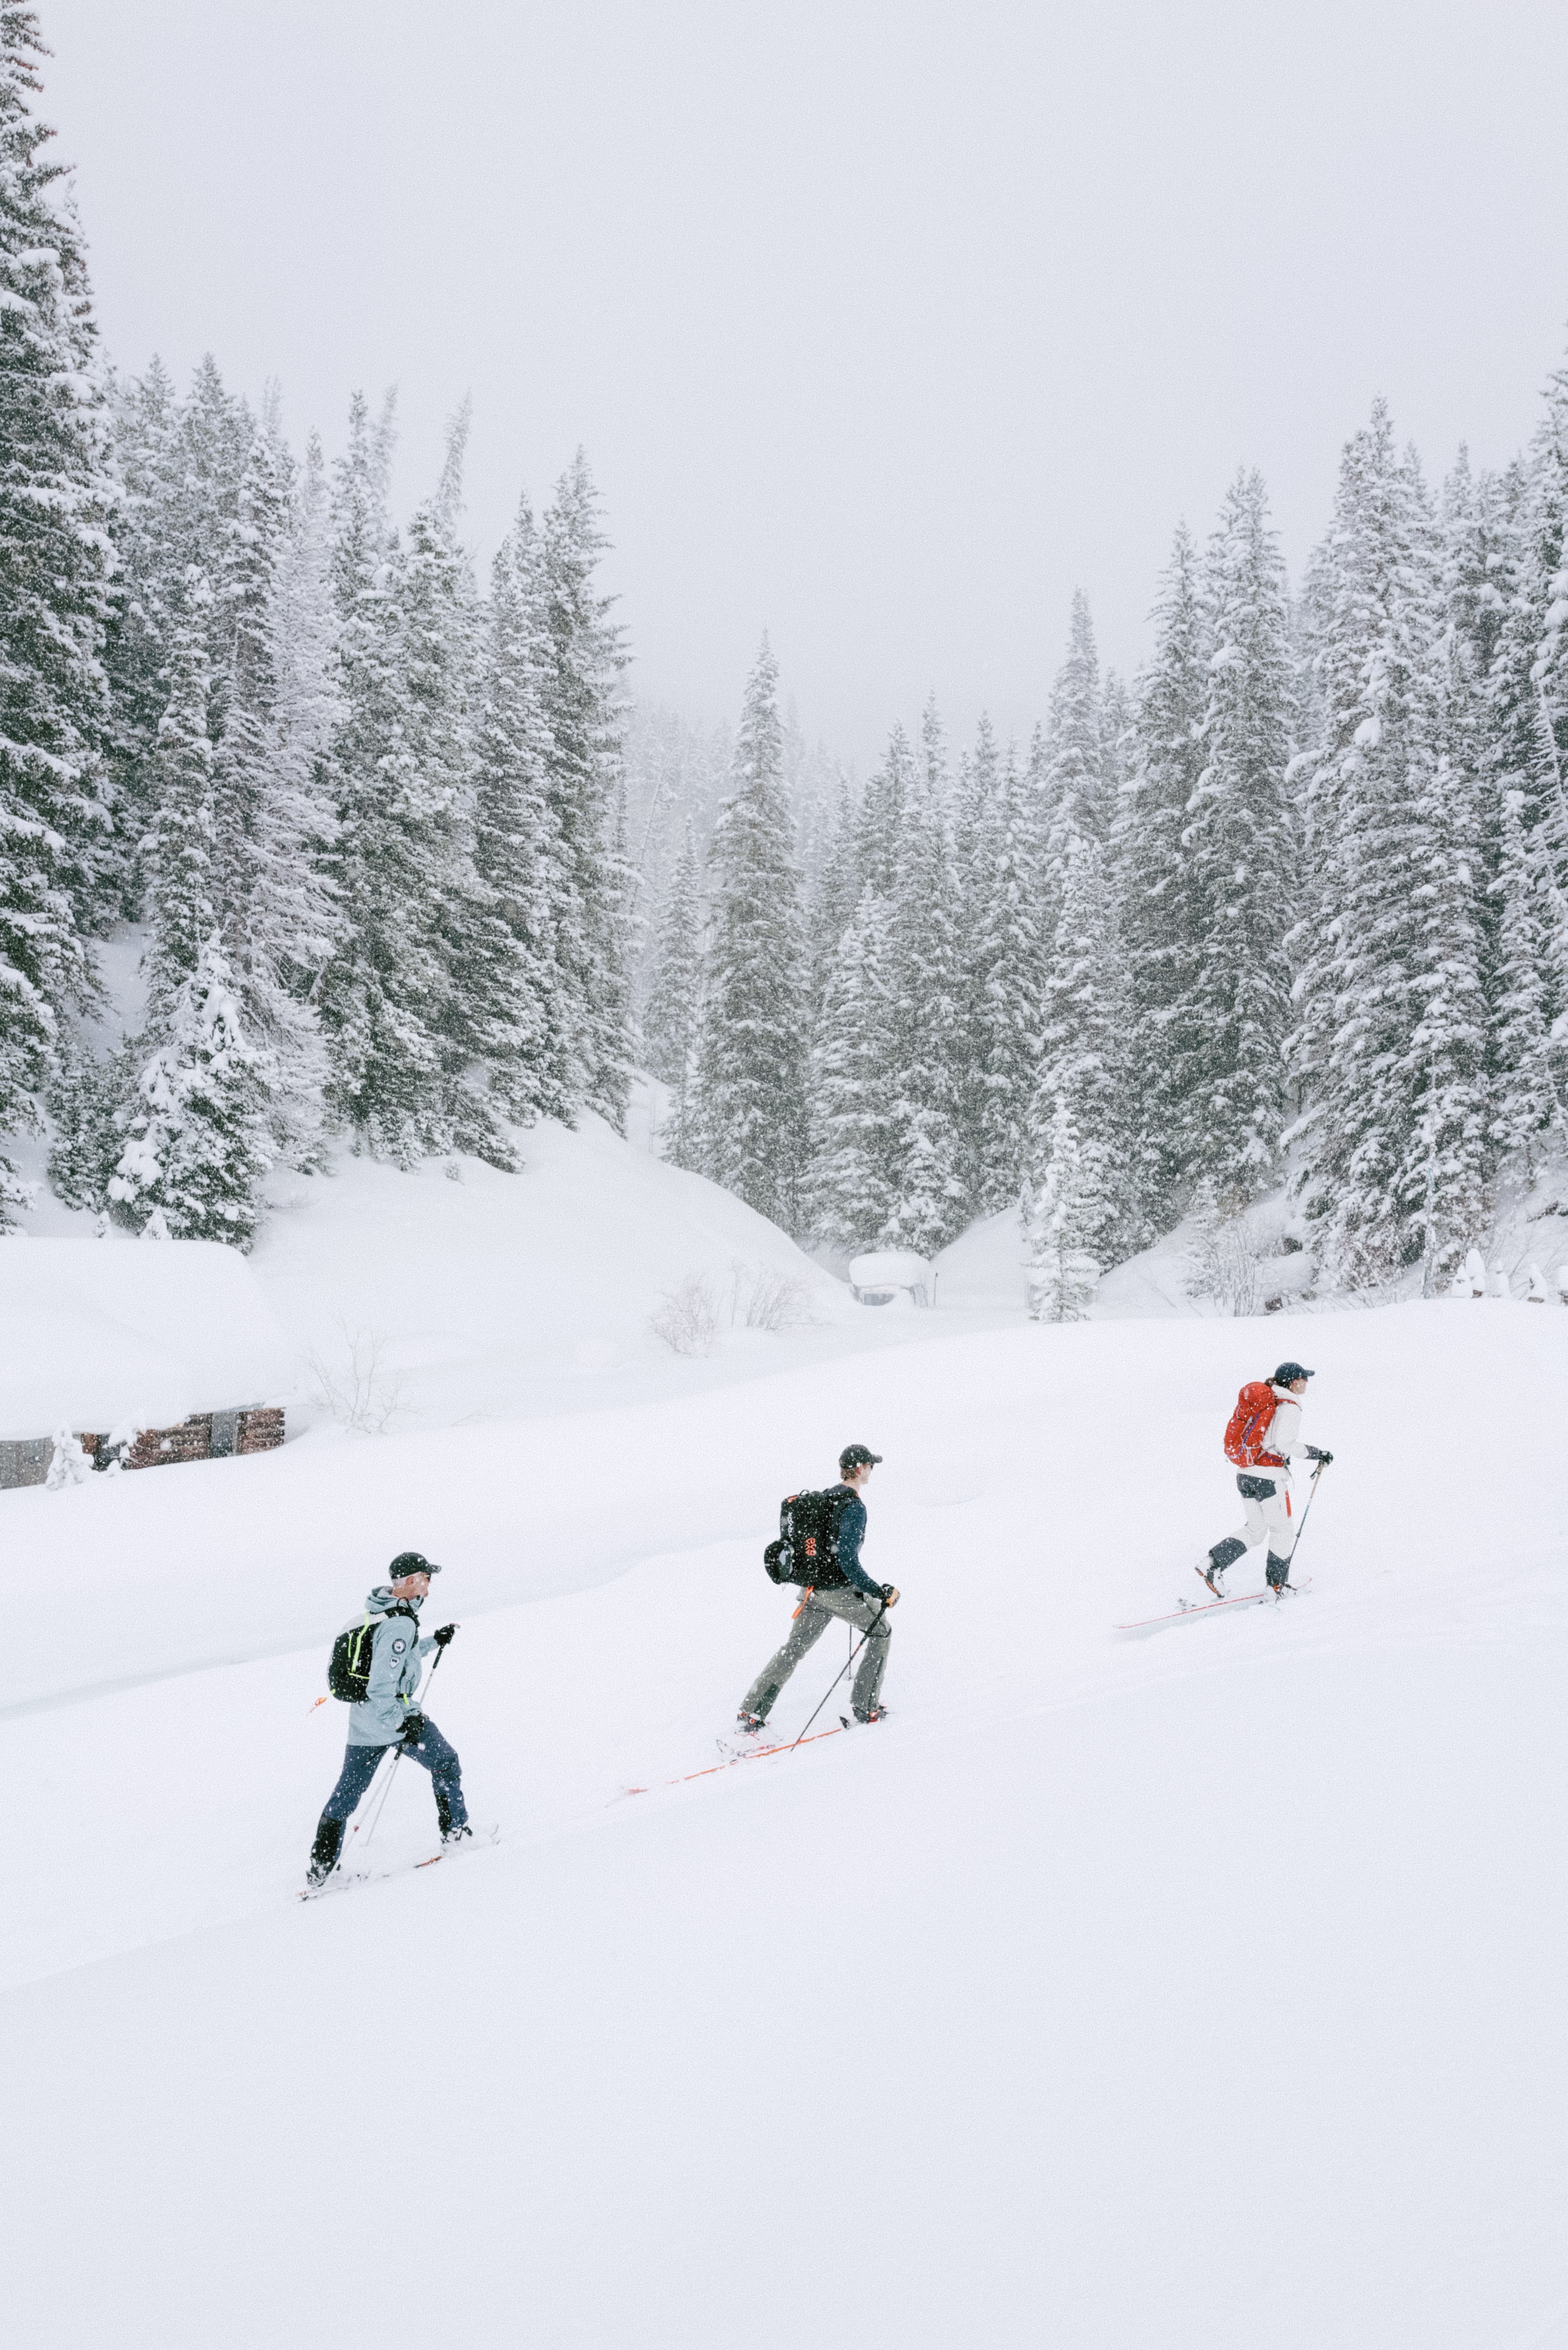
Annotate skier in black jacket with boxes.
[737,1445,900,1733]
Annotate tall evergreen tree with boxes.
[455,493,570,1132]
[969,738,1047,1208]
[881,763,966,1250]
[318,394,461,1164]
[0,3,116,1218]
[1118,522,1209,1226]
[535,451,632,1130]
[109,568,272,1240]
[643,818,703,1164]
[692,638,808,1229]
[1183,468,1297,1199]
[808,885,895,1250]
[1290,405,1466,1281]
[1022,833,1132,1316]
[1042,591,1108,870]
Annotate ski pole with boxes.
[1285,1460,1327,1578]
[359,1644,447,1849]
[791,1600,889,1751]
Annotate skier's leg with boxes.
[397,1718,468,1832]
[308,1743,387,1881]
[819,1590,892,1719]
[741,1595,833,1723]
[1261,1486,1296,1587]
[319,1742,388,1824]
[1199,1490,1268,1590]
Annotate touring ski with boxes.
[623,1723,849,1797]
[298,1824,499,1901]
[1114,1578,1311,1638]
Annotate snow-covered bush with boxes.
[305,1324,406,1433]
[1187,1196,1273,1317]
[44,1431,93,1491]
[740,1269,813,1331]
[648,1274,721,1357]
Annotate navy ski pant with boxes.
[318,1720,468,1832]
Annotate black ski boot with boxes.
[1265,1552,1294,1593]
[735,1711,767,1738]
[1198,1536,1247,1597]
[441,1823,473,1849]
[305,1817,344,1889]
[852,1703,891,1726]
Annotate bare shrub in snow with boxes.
[740,1269,813,1331]
[1188,1197,1272,1317]
[306,1323,407,1433]
[649,1274,721,1357]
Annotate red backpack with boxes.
[1224,1380,1282,1468]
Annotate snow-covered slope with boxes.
[3,1291,1564,2348]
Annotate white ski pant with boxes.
[1205,1474,1296,1586]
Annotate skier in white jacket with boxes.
[1198,1361,1332,1596]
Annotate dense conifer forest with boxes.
[2,4,1565,1309]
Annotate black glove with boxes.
[400,1712,426,1744]
[433,1623,457,1648]
[880,1583,896,1603]
[1305,1446,1334,1465]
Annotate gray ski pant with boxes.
[742,1586,891,1724]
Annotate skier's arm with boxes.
[365,1618,420,1741]
[1267,1399,1312,1462]
[834,1498,884,1599]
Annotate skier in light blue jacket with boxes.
[306,1553,470,1888]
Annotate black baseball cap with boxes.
[388,1551,441,1578]
[1273,1363,1314,1385]
[839,1444,883,1473]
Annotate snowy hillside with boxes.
[4,1284,1564,2348]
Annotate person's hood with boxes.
[365,1583,422,1617]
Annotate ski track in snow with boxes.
[2,1289,1566,2348]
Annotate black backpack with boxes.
[327,1603,419,1703]
[764,1489,849,1590]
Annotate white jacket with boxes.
[1249,1385,1311,1482]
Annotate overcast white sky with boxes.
[43,0,1568,760]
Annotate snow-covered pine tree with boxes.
[1022,1095,1102,1322]
[535,451,632,1130]
[643,818,703,1164]
[1117,522,1209,1229]
[880,758,966,1251]
[233,427,339,1167]
[1483,354,1568,1153]
[110,567,273,1240]
[454,492,571,1132]
[855,721,915,896]
[318,393,461,1165]
[1403,616,1492,1280]
[806,774,862,1011]
[691,636,808,1229]
[968,736,1047,1209]
[0,3,116,1219]
[949,711,1000,1198]
[1488,785,1563,1171]
[1290,406,1461,1283]
[1022,832,1131,1317]
[1182,468,1297,1201]
[807,885,895,1251]
[1041,591,1108,878]
[389,406,513,1166]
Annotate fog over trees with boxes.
[2,6,1566,1310]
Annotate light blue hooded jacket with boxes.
[343,1585,437,1747]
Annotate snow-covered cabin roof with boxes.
[0,1238,294,1442]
